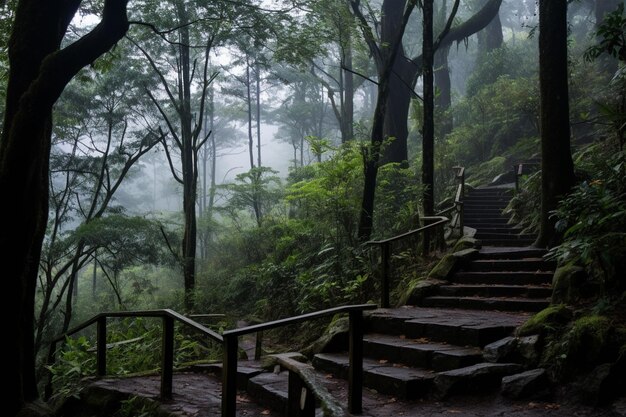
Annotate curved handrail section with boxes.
[365,167,465,308]
[49,304,376,417]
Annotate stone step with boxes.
[247,372,289,415]
[313,353,435,400]
[478,238,536,246]
[468,189,512,196]
[420,296,550,312]
[474,232,536,240]
[465,209,505,215]
[464,217,510,224]
[437,284,552,298]
[464,197,510,204]
[366,307,528,347]
[434,362,523,399]
[477,247,547,260]
[464,258,554,272]
[473,227,524,234]
[363,334,483,371]
[453,271,553,285]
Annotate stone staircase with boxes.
[224,186,555,413]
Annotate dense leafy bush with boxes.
[549,149,626,291]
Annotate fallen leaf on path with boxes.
[261,410,271,415]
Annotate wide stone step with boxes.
[464,258,555,272]
[464,217,510,224]
[420,296,550,312]
[465,209,505,216]
[363,334,483,371]
[437,284,552,299]
[479,238,536,246]
[473,227,524,234]
[464,197,510,204]
[478,247,547,259]
[453,271,553,285]
[474,232,536,240]
[313,353,435,399]
[366,307,528,347]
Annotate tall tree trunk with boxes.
[176,2,197,310]
[0,1,128,413]
[477,0,503,54]
[434,45,452,135]
[535,0,576,248]
[422,0,435,222]
[255,59,262,167]
[380,1,410,164]
[342,30,354,142]
[246,58,255,170]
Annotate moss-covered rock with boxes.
[302,315,349,357]
[399,277,447,306]
[452,237,481,252]
[517,304,572,337]
[564,315,612,368]
[551,264,596,304]
[428,248,479,281]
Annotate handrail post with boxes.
[254,331,263,361]
[348,310,364,414]
[514,165,519,192]
[381,243,391,308]
[222,334,238,417]
[96,316,106,377]
[161,315,174,399]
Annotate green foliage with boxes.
[47,317,221,404]
[47,336,95,403]
[585,3,626,62]
[506,170,541,235]
[548,149,626,291]
[117,396,161,417]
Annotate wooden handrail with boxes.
[50,305,375,417]
[365,167,465,308]
[513,162,540,191]
[48,309,223,400]
[221,304,376,417]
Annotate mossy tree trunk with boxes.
[0,1,129,414]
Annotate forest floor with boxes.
[90,371,626,417]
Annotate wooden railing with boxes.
[50,304,376,417]
[366,167,465,308]
[513,162,540,192]
[49,309,223,400]
[221,304,376,417]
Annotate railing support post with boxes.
[381,243,390,308]
[254,331,263,361]
[161,315,174,399]
[288,370,315,417]
[514,165,519,192]
[96,316,106,377]
[222,334,238,417]
[348,310,364,414]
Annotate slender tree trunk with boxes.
[535,0,576,248]
[176,2,197,310]
[477,0,503,54]
[434,45,452,135]
[342,31,354,142]
[422,0,435,224]
[246,58,255,170]
[255,59,262,167]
